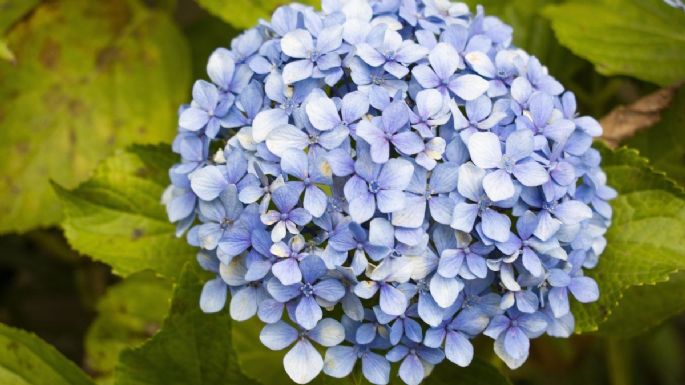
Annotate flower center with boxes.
[301,282,315,297]
[501,155,515,173]
[220,218,234,229]
[368,180,381,193]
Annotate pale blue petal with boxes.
[258,299,284,323]
[273,258,303,286]
[253,108,289,143]
[207,48,235,90]
[430,274,462,308]
[283,59,315,84]
[554,200,592,224]
[313,279,346,302]
[280,149,309,179]
[513,161,549,187]
[304,186,328,218]
[362,352,390,385]
[296,296,323,330]
[398,354,424,385]
[548,287,570,317]
[429,196,455,225]
[190,166,227,201]
[307,95,341,131]
[450,202,478,233]
[376,189,406,213]
[393,131,425,155]
[266,124,309,156]
[356,43,385,67]
[230,286,258,321]
[379,284,408,316]
[418,293,445,327]
[377,158,414,190]
[260,321,298,350]
[179,107,209,131]
[504,327,529,360]
[284,339,324,384]
[482,208,511,243]
[445,331,473,367]
[465,51,495,78]
[281,29,314,58]
[412,65,441,88]
[457,162,486,201]
[449,74,489,101]
[391,195,426,229]
[309,318,346,346]
[341,91,369,123]
[467,132,502,169]
[404,317,424,342]
[324,346,357,378]
[429,43,459,81]
[483,169,515,202]
[199,278,226,313]
[569,276,599,303]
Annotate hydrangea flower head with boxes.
[164,1,615,383]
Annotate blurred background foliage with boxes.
[0,0,683,384]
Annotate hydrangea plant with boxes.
[163,1,615,383]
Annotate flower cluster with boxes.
[163,1,615,384]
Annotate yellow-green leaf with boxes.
[0,0,191,233]
[544,0,685,86]
[0,0,42,32]
[0,323,94,385]
[0,39,13,62]
[573,146,685,332]
[55,144,195,279]
[195,0,318,29]
[114,263,259,385]
[84,272,173,384]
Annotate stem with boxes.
[606,338,631,385]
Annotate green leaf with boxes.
[232,318,292,384]
[0,323,94,385]
[0,0,42,33]
[0,0,191,233]
[55,144,195,279]
[114,263,258,385]
[598,271,685,338]
[425,360,512,385]
[85,272,173,384]
[626,87,685,187]
[0,39,13,62]
[195,0,318,29]
[543,0,685,86]
[572,145,685,332]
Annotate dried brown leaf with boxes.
[601,85,680,147]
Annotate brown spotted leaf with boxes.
[0,0,191,233]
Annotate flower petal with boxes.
[284,339,324,384]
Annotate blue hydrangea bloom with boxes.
[163,1,615,383]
